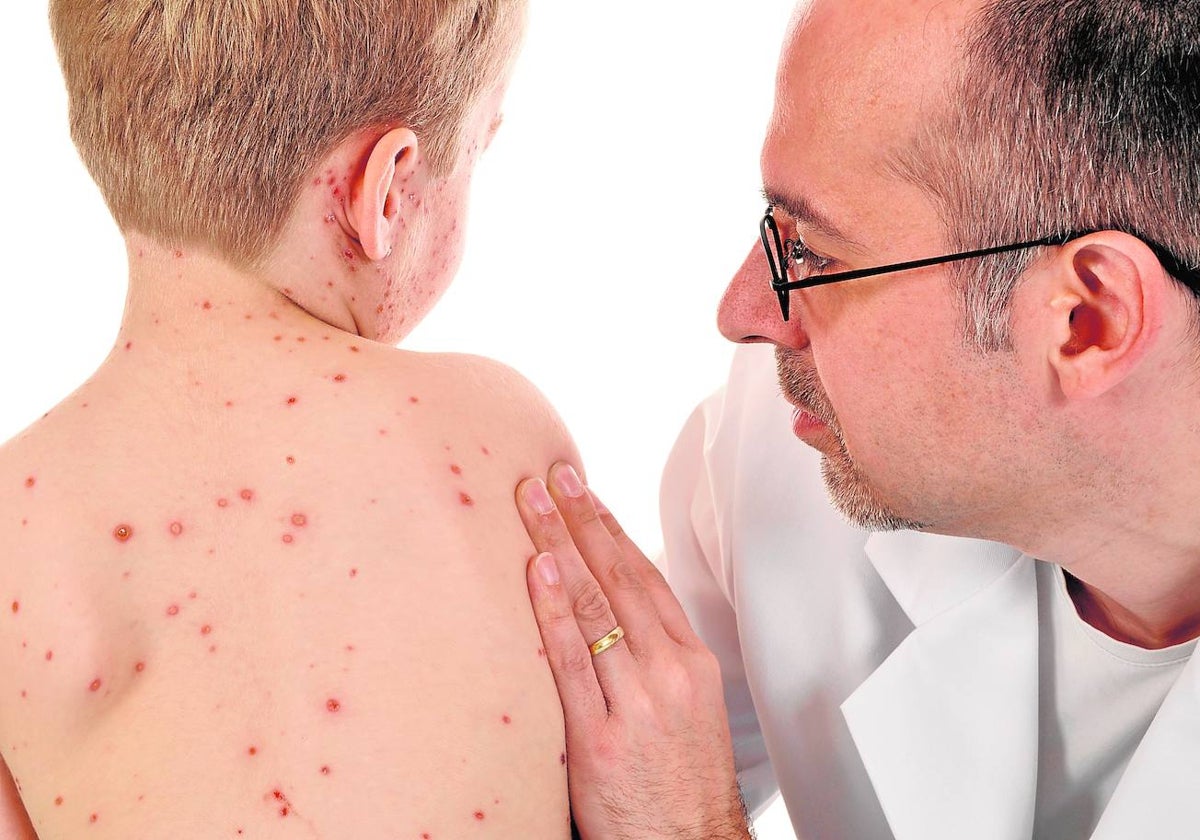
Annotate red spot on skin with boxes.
[282,534,294,544]
[90,813,98,823]
[327,176,335,186]
[248,746,257,756]
[450,464,462,475]
[349,568,358,578]
[45,650,52,661]
[320,765,330,775]
[217,498,229,508]
[313,178,321,186]
[273,335,283,342]
[286,455,296,465]
[560,752,566,765]
[125,341,133,351]
[24,477,35,488]
[167,604,180,616]
[474,811,485,821]
[349,346,360,353]
[291,513,307,527]
[135,662,145,673]
[225,401,234,408]
[324,214,336,224]
[482,447,491,456]
[286,397,298,406]
[409,396,420,404]
[188,591,197,600]
[296,336,306,343]
[169,521,183,537]
[460,493,475,507]
[88,678,102,692]
[10,601,17,614]
[201,625,212,635]
[333,374,346,383]
[113,524,133,542]
[379,429,388,436]
[271,788,297,818]
[54,796,62,806]
[422,834,432,840]
[538,647,546,658]
[376,304,385,314]
[202,301,212,310]
[342,248,354,261]
[173,250,183,259]
[326,698,341,713]
[502,714,511,725]
[240,489,254,501]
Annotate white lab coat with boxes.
[659,344,1200,840]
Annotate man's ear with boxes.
[347,127,421,261]
[1044,232,1167,400]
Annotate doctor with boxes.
[515,0,1200,838]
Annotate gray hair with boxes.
[891,0,1200,350]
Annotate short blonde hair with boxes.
[50,0,524,265]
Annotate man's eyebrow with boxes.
[761,187,865,251]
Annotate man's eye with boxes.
[788,240,834,273]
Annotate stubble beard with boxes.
[775,347,927,532]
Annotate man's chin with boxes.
[818,454,927,532]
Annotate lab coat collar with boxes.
[842,533,1037,840]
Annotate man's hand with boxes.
[517,463,752,840]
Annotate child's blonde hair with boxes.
[50,0,524,265]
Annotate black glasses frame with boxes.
[759,206,1198,322]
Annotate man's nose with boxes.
[717,244,810,348]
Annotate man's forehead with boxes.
[778,0,972,128]
[760,0,974,247]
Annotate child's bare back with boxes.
[0,274,574,836]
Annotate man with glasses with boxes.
[515,0,1200,838]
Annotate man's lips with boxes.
[790,404,828,437]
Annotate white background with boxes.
[0,2,798,836]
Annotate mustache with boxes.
[774,346,836,427]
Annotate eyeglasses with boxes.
[759,206,1199,321]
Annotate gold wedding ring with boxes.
[588,626,625,657]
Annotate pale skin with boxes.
[517,0,1200,836]
[0,83,579,837]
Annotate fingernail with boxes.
[553,464,584,498]
[535,552,560,586]
[524,478,556,515]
